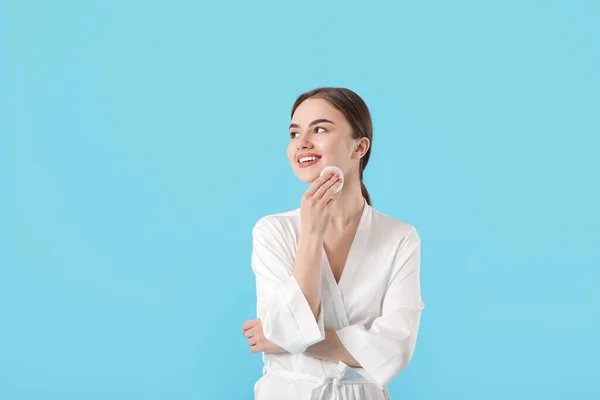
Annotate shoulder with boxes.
[368,207,421,280]
[368,206,421,274]
[250,208,300,268]
[252,207,301,239]
[369,205,420,245]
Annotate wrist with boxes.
[299,231,324,251]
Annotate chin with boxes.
[292,167,320,183]
[291,157,333,183]
[296,172,317,183]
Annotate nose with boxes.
[296,134,312,150]
[296,141,310,150]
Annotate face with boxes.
[287,98,368,184]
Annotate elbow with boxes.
[371,340,419,389]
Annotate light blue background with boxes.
[1,0,599,399]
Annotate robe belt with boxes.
[263,364,370,400]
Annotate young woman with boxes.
[242,87,424,400]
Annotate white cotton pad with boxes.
[320,166,344,193]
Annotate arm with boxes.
[306,227,424,388]
[305,330,361,367]
[293,228,324,320]
[251,217,326,354]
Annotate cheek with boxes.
[286,144,295,161]
[323,138,349,160]
[317,136,338,153]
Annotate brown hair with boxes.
[291,87,373,206]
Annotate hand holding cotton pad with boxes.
[320,166,344,193]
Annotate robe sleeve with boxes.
[335,226,424,389]
[251,217,326,354]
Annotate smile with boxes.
[298,156,321,168]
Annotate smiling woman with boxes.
[287,89,372,207]
[242,87,424,400]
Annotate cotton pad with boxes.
[320,166,344,193]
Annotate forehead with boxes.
[291,98,345,125]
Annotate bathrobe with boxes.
[251,198,424,400]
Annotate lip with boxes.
[297,153,322,168]
[298,157,321,168]
[297,153,321,163]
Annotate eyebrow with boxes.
[289,118,335,129]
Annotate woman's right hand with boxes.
[300,172,342,236]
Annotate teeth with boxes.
[299,156,320,164]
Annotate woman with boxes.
[242,87,424,400]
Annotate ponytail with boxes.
[360,180,371,206]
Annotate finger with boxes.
[319,180,342,207]
[244,327,256,338]
[244,318,259,329]
[309,174,338,202]
[247,336,259,346]
[241,319,257,334]
[315,176,342,201]
[305,172,337,197]
[241,321,251,334]
[250,344,263,353]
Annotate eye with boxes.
[314,126,326,133]
[290,131,299,139]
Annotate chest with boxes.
[314,220,400,330]
[323,228,356,284]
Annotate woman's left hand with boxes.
[242,318,288,354]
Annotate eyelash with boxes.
[290,126,326,139]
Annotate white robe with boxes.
[251,198,424,400]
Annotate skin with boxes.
[241,98,370,367]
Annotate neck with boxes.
[327,178,365,232]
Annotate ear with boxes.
[354,137,370,159]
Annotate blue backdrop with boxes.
[1,1,599,399]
